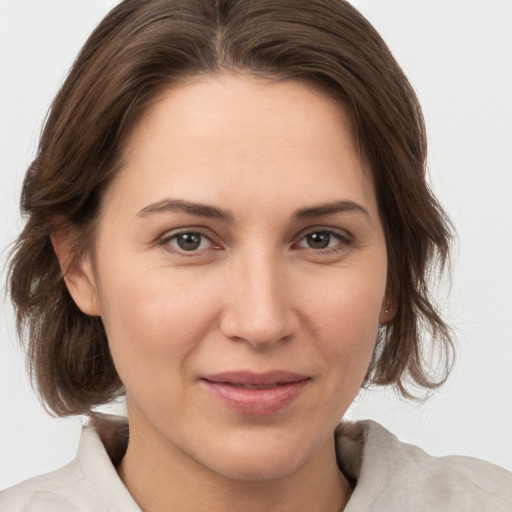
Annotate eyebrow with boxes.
[293,200,371,223]
[136,198,371,223]
[137,199,234,222]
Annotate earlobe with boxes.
[51,231,101,316]
[379,299,396,326]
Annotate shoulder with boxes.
[0,416,139,512]
[337,420,512,512]
[0,458,98,512]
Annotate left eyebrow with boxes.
[293,200,372,223]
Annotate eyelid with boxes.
[158,227,222,255]
[293,226,352,243]
[155,225,353,256]
[292,226,353,253]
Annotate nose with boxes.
[219,249,296,348]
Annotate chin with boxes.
[212,453,303,482]
[196,432,314,482]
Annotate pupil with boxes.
[307,232,330,249]
[178,233,201,251]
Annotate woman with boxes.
[1,0,511,510]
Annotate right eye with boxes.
[163,231,215,253]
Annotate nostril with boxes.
[218,265,295,346]
[219,309,294,348]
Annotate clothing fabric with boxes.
[1,416,511,511]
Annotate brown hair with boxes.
[8,0,454,416]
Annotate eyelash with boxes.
[293,229,352,254]
[159,229,219,256]
[158,228,352,256]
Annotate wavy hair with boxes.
[8,0,454,416]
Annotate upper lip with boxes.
[201,370,309,386]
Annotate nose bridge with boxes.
[220,244,293,347]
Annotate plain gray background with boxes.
[1,0,511,490]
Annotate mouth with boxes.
[200,371,310,415]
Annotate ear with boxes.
[51,230,101,316]
[378,298,396,326]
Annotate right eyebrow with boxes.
[136,198,234,223]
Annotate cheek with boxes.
[307,269,385,342]
[97,264,221,386]
[300,263,386,386]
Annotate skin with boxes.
[57,74,390,512]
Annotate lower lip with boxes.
[201,379,309,415]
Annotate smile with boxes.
[200,371,310,415]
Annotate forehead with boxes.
[104,74,377,220]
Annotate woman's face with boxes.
[76,75,389,480]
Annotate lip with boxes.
[200,371,310,415]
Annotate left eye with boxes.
[296,230,345,250]
[166,232,213,252]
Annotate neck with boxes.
[117,409,352,512]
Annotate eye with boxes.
[163,231,215,252]
[295,230,350,252]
